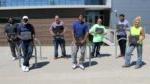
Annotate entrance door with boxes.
[85,11,104,27]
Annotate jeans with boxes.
[8,40,21,58]
[91,42,103,57]
[125,44,143,66]
[22,41,33,67]
[72,43,86,64]
[53,38,66,58]
[117,35,127,56]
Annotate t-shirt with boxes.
[117,19,129,36]
[4,23,18,40]
[72,20,89,39]
[50,21,64,34]
[89,24,106,42]
[17,23,35,41]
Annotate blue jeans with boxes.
[53,38,66,58]
[91,42,103,57]
[125,44,143,66]
[22,41,33,67]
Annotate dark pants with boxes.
[8,40,21,58]
[53,38,66,58]
[117,35,127,56]
[22,41,33,67]
[91,42,103,57]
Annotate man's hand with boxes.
[60,32,64,36]
[137,40,142,44]
[8,38,12,41]
[80,40,86,44]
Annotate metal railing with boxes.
[16,38,46,68]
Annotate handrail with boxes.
[34,38,47,60]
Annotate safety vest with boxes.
[130,26,143,45]
[130,26,142,36]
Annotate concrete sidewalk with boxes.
[0,35,150,84]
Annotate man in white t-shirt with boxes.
[116,14,130,58]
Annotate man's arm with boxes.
[81,32,89,44]
[81,24,89,44]
[126,20,130,31]
[103,26,107,35]
[89,25,95,35]
[139,28,145,42]
[72,23,76,43]
[31,24,35,39]
[49,23,55,36]
[60,21,66,35]
[4,24,9,40]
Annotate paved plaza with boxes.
[0,35,150,84]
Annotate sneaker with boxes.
[21,65,26,72]
[135,65,142,69]
[72,64,77,69]
[79,64,85,70]
[96,53,100,57]
[122,64,130,68]
[25,66,29,72]
[12,57,17,61]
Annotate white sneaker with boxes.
[21,65,26,72]
[12,57,16,61]
[72,64,77,69]
[25,67,29,72]
[21,65,29,72]
[79,64,85,70]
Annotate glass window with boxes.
[0,0,105,7]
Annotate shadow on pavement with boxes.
[30,61,50,70]
[84,61,98,68]
[99,53,112,57]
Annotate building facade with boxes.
[0,0,111,26]
[111,0,150,33]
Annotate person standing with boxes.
[116,14,130,58]
[17,16,35,72]
[123,16,145,69]
[71,15,89,70]
[49,15,66,59]
[4,17,19,60]
[89,18,107,58]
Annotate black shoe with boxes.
[61,56,66,58]
[122,64,130,68]
[96,53,100,57]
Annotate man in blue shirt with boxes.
[72,15,89,70]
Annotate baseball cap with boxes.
[22,16,29,19]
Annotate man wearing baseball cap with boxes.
[17,16,35,72]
